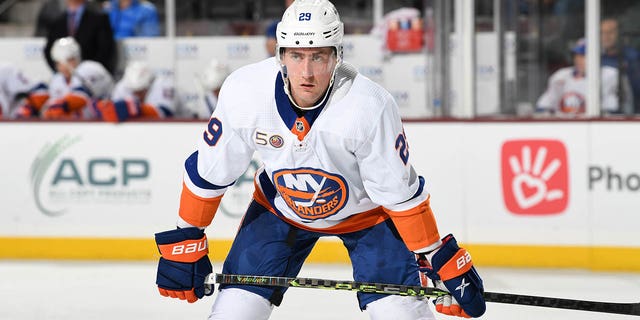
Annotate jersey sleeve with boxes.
[177,81,255,228]
[6,67,35,96]
[536,70,564,111]
[355,97,440,252]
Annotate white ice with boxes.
[0,261,639,320]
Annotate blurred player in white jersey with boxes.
[94,61,176,122]
[179,59,229,119]
[154,1,486,319]
[42,37,114,120]
[0,63,48,119]
[536,38,633,115]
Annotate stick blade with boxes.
[484,292,640,316]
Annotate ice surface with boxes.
[0,261,639,320]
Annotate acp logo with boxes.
[501,139,569,215]
[31,136,151,217]
[273,168,348,221]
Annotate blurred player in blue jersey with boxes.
[154,1,486,319]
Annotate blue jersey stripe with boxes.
[184,151,234,190]
[113,100,131,122]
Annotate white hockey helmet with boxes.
[275,0,344,110]
[276,0,344,59]
[51,37,81,63]
[123,61,155,92]
[198,59,229,92]
[276,0,344,63]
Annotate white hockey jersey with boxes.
[45,60,114,119]
[180,58,437,250]
[111,73,177,117]
[0,63,37,118]
[536,66,632,114]
[68,60,113,100]
[47,73,71,101]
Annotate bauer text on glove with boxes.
[155,227,213,303]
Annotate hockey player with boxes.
[95,61,176,122]
[42,37,114,120]
[179,59,229,119]
[0,63,48,119]
[536,38,633,115]
[154,1,486,319]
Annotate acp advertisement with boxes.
[0,122,253,239]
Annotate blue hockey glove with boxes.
[155,227,213,303]
[417,234,486,318]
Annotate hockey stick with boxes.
[207,273,640,316]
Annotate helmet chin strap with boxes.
[280,62,340,111]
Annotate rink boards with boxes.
[0,121,639,271]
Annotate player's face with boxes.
[56,61,73,80]
[281,47,337,108]
[55,58,79,80]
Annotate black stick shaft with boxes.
[211,273,640,316]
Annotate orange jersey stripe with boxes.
[178,183,222,227]
[253,182,389,234]
[157,236,208,263]
[383,198,440,252]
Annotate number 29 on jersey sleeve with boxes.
[203,117,223,146]
[395,130,409,165]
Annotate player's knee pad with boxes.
[208,288,274,320]
[366,295,436,320]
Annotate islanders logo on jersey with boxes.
[560,92,585,114]
[272,168,348,221]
